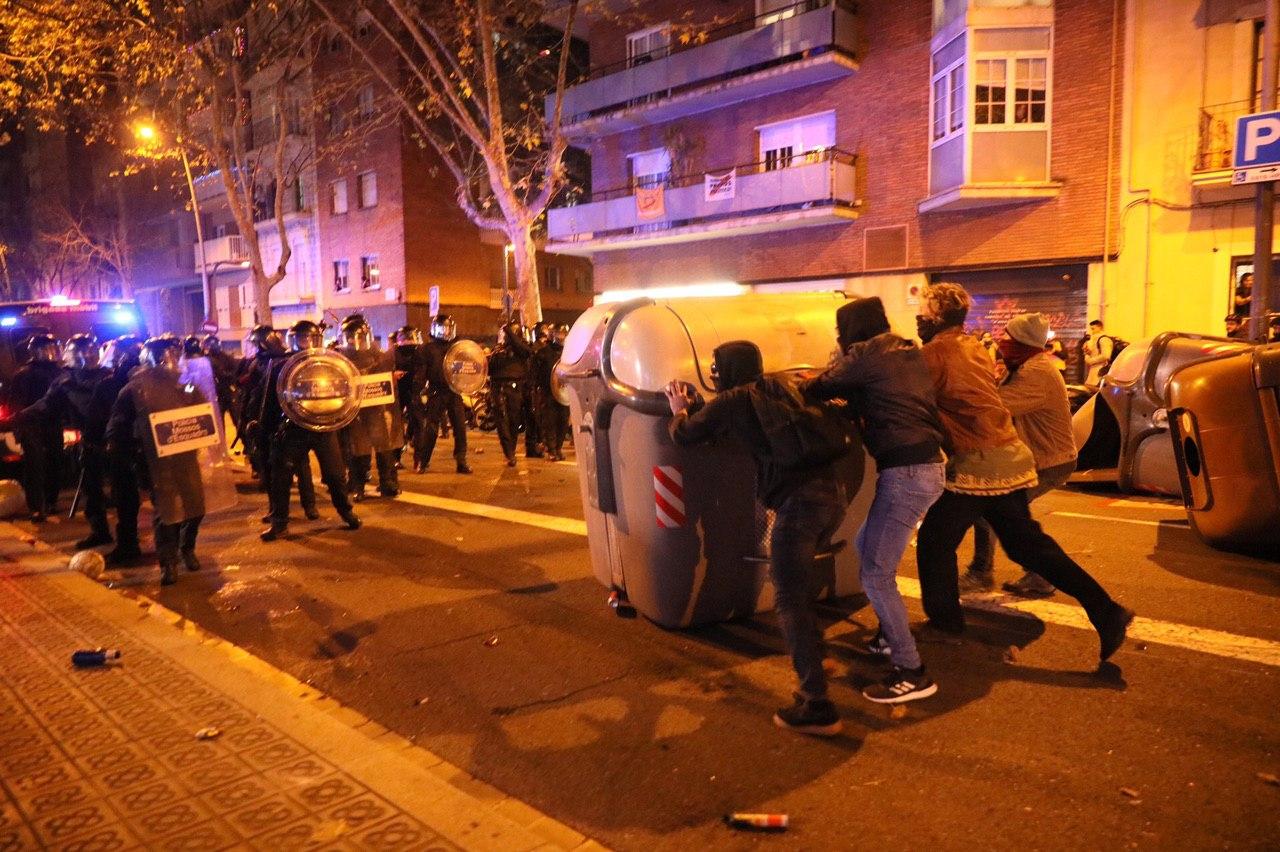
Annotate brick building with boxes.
[549,0,1124,367]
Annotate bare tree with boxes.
[26,202,132,299]
[311,0,586,325]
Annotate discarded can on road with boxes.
[71,648,121,668]
[724,813,788,831]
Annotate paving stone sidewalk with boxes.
[0,527,602,852]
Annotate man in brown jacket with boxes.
[960,313,1077,597]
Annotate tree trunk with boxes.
[509,223,542,326]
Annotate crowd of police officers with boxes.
[1,313,572,583]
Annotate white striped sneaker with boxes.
[862,666,938,704]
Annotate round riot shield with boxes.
[276,349,362,432]
[551,360,570,406]
[443,339,488,395]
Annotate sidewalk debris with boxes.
[483,635,500,647]
[195,727,222,740]
[69,550,106,579]
[1257,772,1280,787]
[71,648,121,667]
[724,813,788,832]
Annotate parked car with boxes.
[1071,332,1251,495]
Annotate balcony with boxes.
[1192,97,1252,188]
[195,234,249,274]
[547,149,858,254]
[557,1,858,137]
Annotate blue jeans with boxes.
[855,461,946,670]
[770,473,848,703]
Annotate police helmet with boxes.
[63,333,98,369]
[26,333,60,363]
[183,335,203,358]
[393,325,423,346]
[248,323,285,356]
[340,315,374,350]
[429,314,457,343]
[103,334,143,372]
[140,335,183,372]
[200,333,221,355]
[553,323,569,345]
[286,320,325,352]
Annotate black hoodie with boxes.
[807,297,945,470]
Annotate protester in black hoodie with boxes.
[807,297,946,704]
[666,341,848,737]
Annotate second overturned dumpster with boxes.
[555,292,874,628]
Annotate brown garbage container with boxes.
[1168,344,1280,556]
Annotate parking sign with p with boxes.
[1232,111,1280,184]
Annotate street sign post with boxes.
[1231,111,1280,184]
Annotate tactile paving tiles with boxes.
[0,576,462,851]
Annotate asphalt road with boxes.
[31,432,1280,850]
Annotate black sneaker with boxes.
[340,511,362,530]
[456,463,473,474]
[259,523,288,542]
[862,666,938,704]
[1098,605,1135,662]
[304,506,321,521]
[865,630,892,658]
[772,695,842,737]
[958,569,996,594]
[181,550,201,572]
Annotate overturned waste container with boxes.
[555,293,873,628]
[1168,344,1280,556]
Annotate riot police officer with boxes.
[8,334,65,520]
[531,323,571,461]
[336,315,402,498]
[416,314,473,474]
[105,336,207,585]
[260,320,362,542]
[95,335,144,564]
[237,324,286,483]
[487,320,533,467]
[392,325,425,469]
[17,334,112,546]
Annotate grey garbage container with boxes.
[555,293,873,628]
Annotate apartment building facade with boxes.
[549,0,1124,368]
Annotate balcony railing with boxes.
[556,0,857,129]
[195,234,249,274]
[548,148,857,249]
[1196,98,1255,172]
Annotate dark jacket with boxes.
[807,297,945,471]
[529,340,563,396]
[8,360,63,442]
[19,367,110,443]
[668,341,828,509]
[337,347,403,454]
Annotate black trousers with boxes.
[155,515,201,566]
[418,392,468,466]
[19,433,61,513]
[79,445,110,536]
[492,380,524,459]
[522,387,541,454]
[540,399,570,456]
[269,425,352,524]
[107,451,141,548]
[348,450,398,494]
[917,488,1117,632]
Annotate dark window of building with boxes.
[361,255,380,290]
[334,259,350,292]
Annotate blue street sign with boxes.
[1234,110,1280,169]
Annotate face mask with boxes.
[916,315,945,343]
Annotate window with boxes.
[626,24,670,67]
[575,270,593,294]
[975,59,1007,124]
[357,171,377,208]
[360,255,380,290]
[758,0,799,26]
[757,111,835,170]
[328,104,346,135]
[213,223,229,238]
[356,11,373,38]
[357,85,375,124]
[292,175,307,213]
[627,148,671,188]
[330,179,348,214]
[545,266,562,293]
[333,259,350,292]
[974,54,1049,127]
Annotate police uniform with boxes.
[487,334,531,464]
[418,338,470,472]
[9,355,64,516]
[337,346,403,497]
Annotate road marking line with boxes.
[393,492,1280,668]
[395,491,589,537]
[1050,511,1188,529]
[1106,498,1183,510]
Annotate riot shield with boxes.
[275,349,363,432]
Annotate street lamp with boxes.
[134,122,216,332]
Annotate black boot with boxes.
[107,544,144,566]
[259,522,289,542]
[75,530,114,549]
[181,550,201,572]
[339,511,362,530]
[456,462,473,474]
[304,505,321,521]
[159,562,177,586]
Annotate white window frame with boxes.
[930,54,965,147]
[972,49,1051,132]
[330,178,348,214]
[627,147,671,188]
[357,171,377,208]
[545,266,562,293]
[360,254,380,290]
[757,0,800,27]
[626,23,671,68]
[357,85,376,124]
[333,259,350,293]
[755,110,836,170]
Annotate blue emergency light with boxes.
[0,317,16,327]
